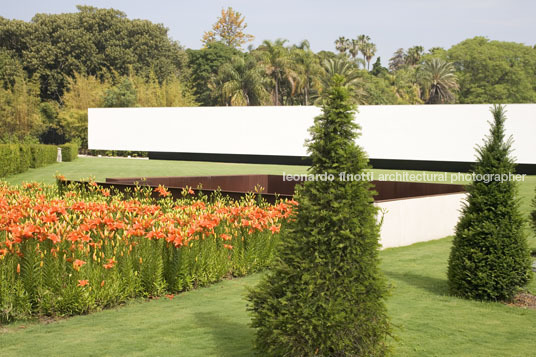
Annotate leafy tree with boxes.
[248,76,391,356]
[423,47,448,62]
[187,42,241,106]
[210,55,268,106]
[0,49,25,89]
[56,72,110,148]
[39,101,64,145]
[447,37,536,103]
[134,73,196,107]
[371,57,389,77]
[387,67,422,104]
[103,78,137,108]
[357,71,398,105]
[0,77,42,142]
[388,48,406,72]
[202,7,254,49]
[0,6,188,101]
[447,105,532,301]
[0,17,31,58]
[418,58,459,104]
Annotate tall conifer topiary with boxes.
[448,105,532,301]
[531,188,536,234]
[247,76,391,356]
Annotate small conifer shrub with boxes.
[531,188,536,235]
[247,76,391,356]
[447,105,532,301]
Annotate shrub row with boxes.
[30,144,57,168]
[0,144,35,177]
[0,143,78,178]
[60,142,79,162]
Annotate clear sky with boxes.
[2,0,535,65]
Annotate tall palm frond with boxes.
[315,58,366,104]
[255,39,298,105]
[210,55,269,106]
[418,58,459,104]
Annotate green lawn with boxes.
[3,156,310,185]
[1,157,535,356]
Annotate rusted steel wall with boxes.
[102,175,465,202]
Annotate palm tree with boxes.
[316,58,366,104]
[292,42,322,105]
[418,58,459,104]
[361,42,377,71]
[210,55,269,106]
[334,36,349,54]
[347,39,366,68]
[255,39,297,105]
[406,46,424,66]
[356,34,371,64]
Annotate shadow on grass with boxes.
[194,312,255,357]
[384,270,449,296]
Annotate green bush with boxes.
[60,142,79,162]
[448,105,532,301]
[30,144,57,168]
[18,144,31,172]
[530,189,536,233]
[0,144,24,177]
[247,76,391,356]
[0,143,59,177]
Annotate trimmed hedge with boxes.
[60,142,79,162]
[0,145,24,177]
[0,144,58,178]
[29,144,57,168]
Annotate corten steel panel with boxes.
[102,175,465,202]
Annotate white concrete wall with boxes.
[376,193,466,249]
[88,104,536,164]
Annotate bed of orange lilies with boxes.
[0,180,296,322]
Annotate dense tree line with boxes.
[0,6,535,147]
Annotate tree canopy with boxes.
[447,37,536,103]
[202,7,255,49]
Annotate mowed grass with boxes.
[1,157,535,356]
[3,156,309,185]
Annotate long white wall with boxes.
[376,193,466,249]
[88,104,536,164]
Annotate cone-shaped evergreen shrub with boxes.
[247,76,391,356]
[447,105,532,301]
[531,188,536,234]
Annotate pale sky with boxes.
[2,0,535,65]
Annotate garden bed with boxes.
[98,175,466,248]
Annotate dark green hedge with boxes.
[0,144,59,178]
[60,142,79,162]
